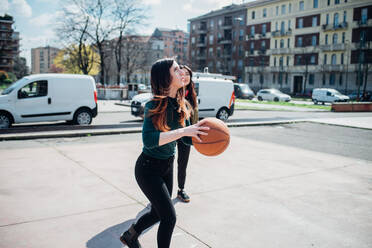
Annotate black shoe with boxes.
[177,189,190,203]
[120,224,142,248]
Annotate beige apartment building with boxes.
[31,46,59,74]
[189,0,372,95]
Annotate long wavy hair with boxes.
[148,58,190,132]
[180,65,198,110]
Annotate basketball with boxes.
[192,118,230,156]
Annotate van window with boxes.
[194,82,199,96]
[326,91,332,96]
[18,80,48,99]
[1,78,28,95]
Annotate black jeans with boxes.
[177,139,191,190]
[133,152,176,248]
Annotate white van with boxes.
[0,74,98,128]
[312,88,349,104]
[131,70,235,121]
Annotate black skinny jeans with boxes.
[133,152,176,248]
[177,139,191,190]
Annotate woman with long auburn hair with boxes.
[120,58,209,248]
[176,65,198,203]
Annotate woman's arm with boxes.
[159,120,209,146]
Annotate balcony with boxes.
[267,48,291,55]
[320,43,346,52]
[196,26,207,34]
[222,22,233,29]
[323,64,347,72]
[218,37,232,44]
[322,22,348,31]
[197,41,207,47]
[271,29,292,37]
[357,19,372,27]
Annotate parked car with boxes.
[257,89,291,102]
[131,71,235,121]
[0,74,98,129]
[234,83,255,99]
[347,92,363,101]
[312,88,349,104]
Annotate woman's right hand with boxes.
[183,119,210,142]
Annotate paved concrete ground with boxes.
[0,123,371,248]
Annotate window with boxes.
[309,74,315,85]
[263,8,267,18]
[361,8,368,24]
[218,19,222,26]
[326,14,329,25]
[274,57,277,66]
[297,37,303,47]
[250,42,254,51]
[296,55,301,65]
[18,81,48,99]
[332,33,338,44]
[279,56,284,66]
[287,38,290,48]
[260,74,264,85]
[252,11,255,19]
[276,6,279,16]
[285,73,288,84]
[310,55,316,64]
[341,53,344,64]
[210,20,214,28]
[334,13,339,27]
[312,16,318,27]
[299,1,304,11]
[312,35,317,46]
[329,73,335,85]
[251,26,255,36]
[289,3,292,13]
[298,18,303,28]
[323,74,326,85]
[280,39,284,48]
[335,0,340,4]
[238,60,243,69]
[281,21,285,34]
[327,0,330,6]
[342,32,345,43]
[343,11,347,23]
[275,22,278,31]
[209,35,214,44]
[249,73,253,83]
[192,24,196,30]
[273,74,276,84]
[331,54,337,65]
[288,20,291,30]
[313,0,318,8]
[261,40,266,49]
[325,34,328,44]
[286,56,290,66]
[262,24,267,35]
[191,37,195,44]
[339,74,343,85]
[275,40,278,48]
[209,47,213,56]
[324,54,327,64]
[239,29,244,41]
[281,5,286,15]
[217,47,221,57]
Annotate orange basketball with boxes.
[192,118,230,156]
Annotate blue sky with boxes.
[0,0,253,68]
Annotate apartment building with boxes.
[0,15,20,72]
[188,4,248,83]
[31,46,60,74]
[152,28,189,65]
[189,0,372,94]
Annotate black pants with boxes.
[177,139,191,190]
[133,152,176,248]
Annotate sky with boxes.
[0,0,254,68]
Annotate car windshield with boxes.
[239,84,249,91]
[1,78,28,95]
[331,90,342,95]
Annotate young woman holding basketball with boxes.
[120,58,209,248]
[176,65,198,203]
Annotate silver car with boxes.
[257,89,291,102]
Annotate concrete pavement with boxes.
[0,126,371,248]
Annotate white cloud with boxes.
[0,0,10,14]
[29,13,54,27]
[142,0,161,5]
[10,0,32,18]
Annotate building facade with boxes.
[152,28,189,66]
[188,4,248,83]
[0,15,20,72]
[189,0,372,95]
[31,46,59,74]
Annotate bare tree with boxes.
[112,0,146,85]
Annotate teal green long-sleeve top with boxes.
[142,97,193,159]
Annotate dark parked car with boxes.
[234,83,255,99]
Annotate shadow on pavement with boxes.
[86,198,180,248]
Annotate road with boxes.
[0,123,371,248]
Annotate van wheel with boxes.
[258,96,263,101]
[313,99,318,105]
[274,97,279,102]
[216,108,229,122]
[0,112,12,129]
[73,108,92,125]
